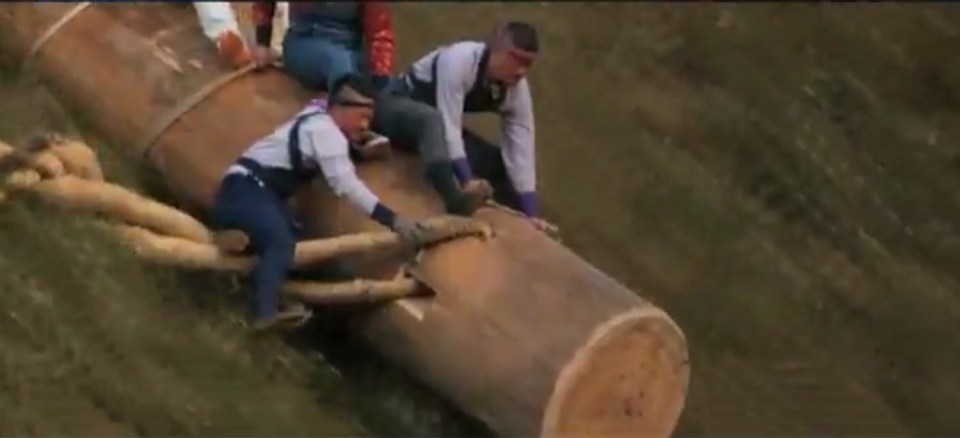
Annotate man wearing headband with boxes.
[211,74,429,332]
[393,21,550,231]
[251,1,395,159]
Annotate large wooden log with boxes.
[0,3,691,437]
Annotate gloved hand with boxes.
[391,216,430,246]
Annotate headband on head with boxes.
[330,98,375,108]
[329,86,375,109]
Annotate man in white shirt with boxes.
[387,21,550,232]
[211,73,428,331]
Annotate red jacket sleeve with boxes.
[252,2,278,47]
[361,2,396,76]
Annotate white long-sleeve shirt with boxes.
[406,41,537,194]
[227,104,381,215]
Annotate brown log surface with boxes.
[0,3,691,437]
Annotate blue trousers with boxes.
[212,174,298,322]
[282,25,367,92]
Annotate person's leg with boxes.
[212,175,299,325]
[372,95,490,215]
[372,94,448,160]
[462,129,523,210]
[193,2,239,40]
[272,2,291,58]
[281,31,356,92]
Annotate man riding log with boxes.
[387,21,552,232]
[211,74,430,332]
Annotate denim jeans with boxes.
[212,174,299,322]
[281,24,366,92]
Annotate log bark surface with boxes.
[0,3,691,437]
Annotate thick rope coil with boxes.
[0,134,493,306]
[1,137,211,243]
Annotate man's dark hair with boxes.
[501,21,539,53]
[329,73,378,106]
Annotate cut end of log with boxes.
[541,308,690,438]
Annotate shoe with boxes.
[249,301,312,334]
[215,30,252,68]
[276,301,312,327]
[351,131,392,161]
[363,131,390,148]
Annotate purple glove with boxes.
[518,191,539,217]
[451,158,473,185]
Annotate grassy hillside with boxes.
[3,2,960,436]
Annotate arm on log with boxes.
[114,214,491,272]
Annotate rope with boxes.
[0,134,493,307]
[21,2,93,74]
[136,63,258,158]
